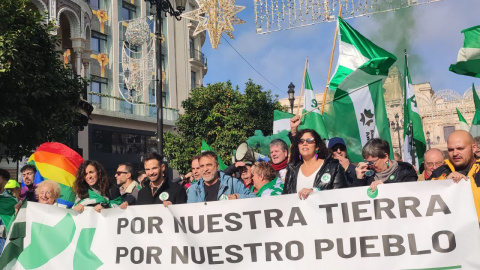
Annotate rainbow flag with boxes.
[27,142,83,208]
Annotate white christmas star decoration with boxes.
[181,0,245,49]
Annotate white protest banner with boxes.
[2,180,480,270]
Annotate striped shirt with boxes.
[256,178,284,197]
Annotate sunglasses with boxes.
[331,145,346,152]
[299,138,315,144]
[115,171,128,175]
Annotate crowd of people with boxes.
[1,117,480,253]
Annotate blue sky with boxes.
[201,0,480,99]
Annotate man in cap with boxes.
[328,137,356,186]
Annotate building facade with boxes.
[279,66,477,156]
[26,0,208,175]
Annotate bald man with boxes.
[418,149,445,181]
[430,130,480,223]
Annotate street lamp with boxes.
[391,113,402,154]
[426,130,431,150]
[287,82,295,114]
[145,0,187,155]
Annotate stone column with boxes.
[74,49,83,76]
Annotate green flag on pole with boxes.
[470,84,480,136]
[449,25,480,78]
[298,70,329,139]
[456,108,470,131]
[273,110,294,134]
[324,17,395,162]
[201,140,227,170]
[403,51,427,168]
[329,17,397,92]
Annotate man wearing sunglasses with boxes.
[328,137,356,186]
[115,162,140,207]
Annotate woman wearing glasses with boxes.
[283,116,348,199]
[355,138,417,191]
[73,160,122,213]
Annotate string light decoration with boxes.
[181,0,246,49]
[119,16,156,104]
[254,0,444,34]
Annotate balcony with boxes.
[87,92,179,125]
[189,49,208,74]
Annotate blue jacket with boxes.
[187,171,256,203]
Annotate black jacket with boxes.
[136,179,187,205]
[283,155,348,194]
[353,161,418,186]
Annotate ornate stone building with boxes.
[279,66,477,156]
[23,0,208,174]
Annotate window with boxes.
[191,71,197,90]
[92,128,155,155]
[122,3,136,21]
[89,0,100,9]
[190,38,195,58]
[149,88,156,117]
[89,81,106,107]
[91,31,107,54]
[120,87,134,114]
[443,126,455,142]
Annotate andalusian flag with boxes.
[403,53,427,168]
[0,191,17,235]
[298,70,329,139]
[456,108,470,131]
[324,17,395,162]
[449,25,480,78]
[273,110,294,134]
[325,81,393,162]
[27,142,84,208]
[201,140,227,171]
[329,17,397,92]
[470,84,480,136]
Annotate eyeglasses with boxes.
[299,138,315,144]
[115,171,128,175]
[425,161,444,168]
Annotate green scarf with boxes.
[76,189,123,208]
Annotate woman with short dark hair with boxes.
[355,138,418,191]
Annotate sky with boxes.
[201,0,480,100]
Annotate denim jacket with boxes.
[187,171,256,203]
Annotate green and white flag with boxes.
[273,110,294,134]
[470,84,480,136]
[329,17,397,92]
[449,25,480,78]
[457,108,470,131]
[298,70,329,139]
[201,140,228,171]
[324,80,393,162]
[324,17,395,162]
[403,54,427,168]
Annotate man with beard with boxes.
[20,165,37,202]
[269,139,289,182]
[430,130,480,223]
[115,162,140,206]
[137,153,187,206]
[187,151,256,203]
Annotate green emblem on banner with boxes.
[367,187,378,198]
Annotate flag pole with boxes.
[405,49,416,167]
[296,57,309,115]
[320,4,342,115]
